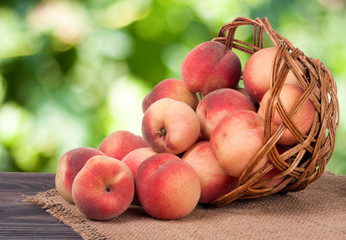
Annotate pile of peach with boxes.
[55,41,315,221]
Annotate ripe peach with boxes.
[55,147,105,203]
[258,84,315,145]
[182,141,238,204]
[141,98,200,154]
[181,41,241,96]
[135,153,201,220]
[142,78,199,113]
[243,46,303,103]
[122,147,158,204]
[210,110,268,178]
[196,88,256,139]
[98,130,148,160]
[72,155,134,220]
[122,147,157,178]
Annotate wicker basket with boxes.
[210,17,340,207]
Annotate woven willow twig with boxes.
[210,17,340,207]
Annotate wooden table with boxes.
[0,172,81,239]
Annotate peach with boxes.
[122,147,158,204]
[135,153,201,220]
[122,147,158,178]
[142,78,199,113]
[196,88,256,139]
[210,110,268,178]
[182,141,238,204]
[181,41,241,96]
[258,84,315,145]
[72,155,134,220]
[98,130,148,160]
[243,46,304,103]
[55,147,105,203]
[141,98,200,154]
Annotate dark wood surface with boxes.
[0,172,81,240]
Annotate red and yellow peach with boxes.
[181,41,241,96]
[142,78,199,113]
[135,153,201,220]
[122,147,158,178]
[243,46,304,103]
[98,130,148,160]
[141,98,200,154]
[182,141,238,204]
[72,155,134,220]
[196,88,256,139]
[55,147,105,203]
[210,110,268,178]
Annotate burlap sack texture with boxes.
[26,171,346,240]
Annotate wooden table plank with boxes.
[0,172,82,239]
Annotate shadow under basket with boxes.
[210,17,340,207]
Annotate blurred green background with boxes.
[0,0,345,175]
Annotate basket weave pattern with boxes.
[210,17,340,207]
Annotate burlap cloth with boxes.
[26,171,346,240]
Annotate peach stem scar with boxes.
[156,128,167,137]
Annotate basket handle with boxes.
[213,17,294,53]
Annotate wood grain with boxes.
[0,172,81,239]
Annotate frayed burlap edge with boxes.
[24,188,107,240]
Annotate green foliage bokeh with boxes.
[0,0,345,175]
